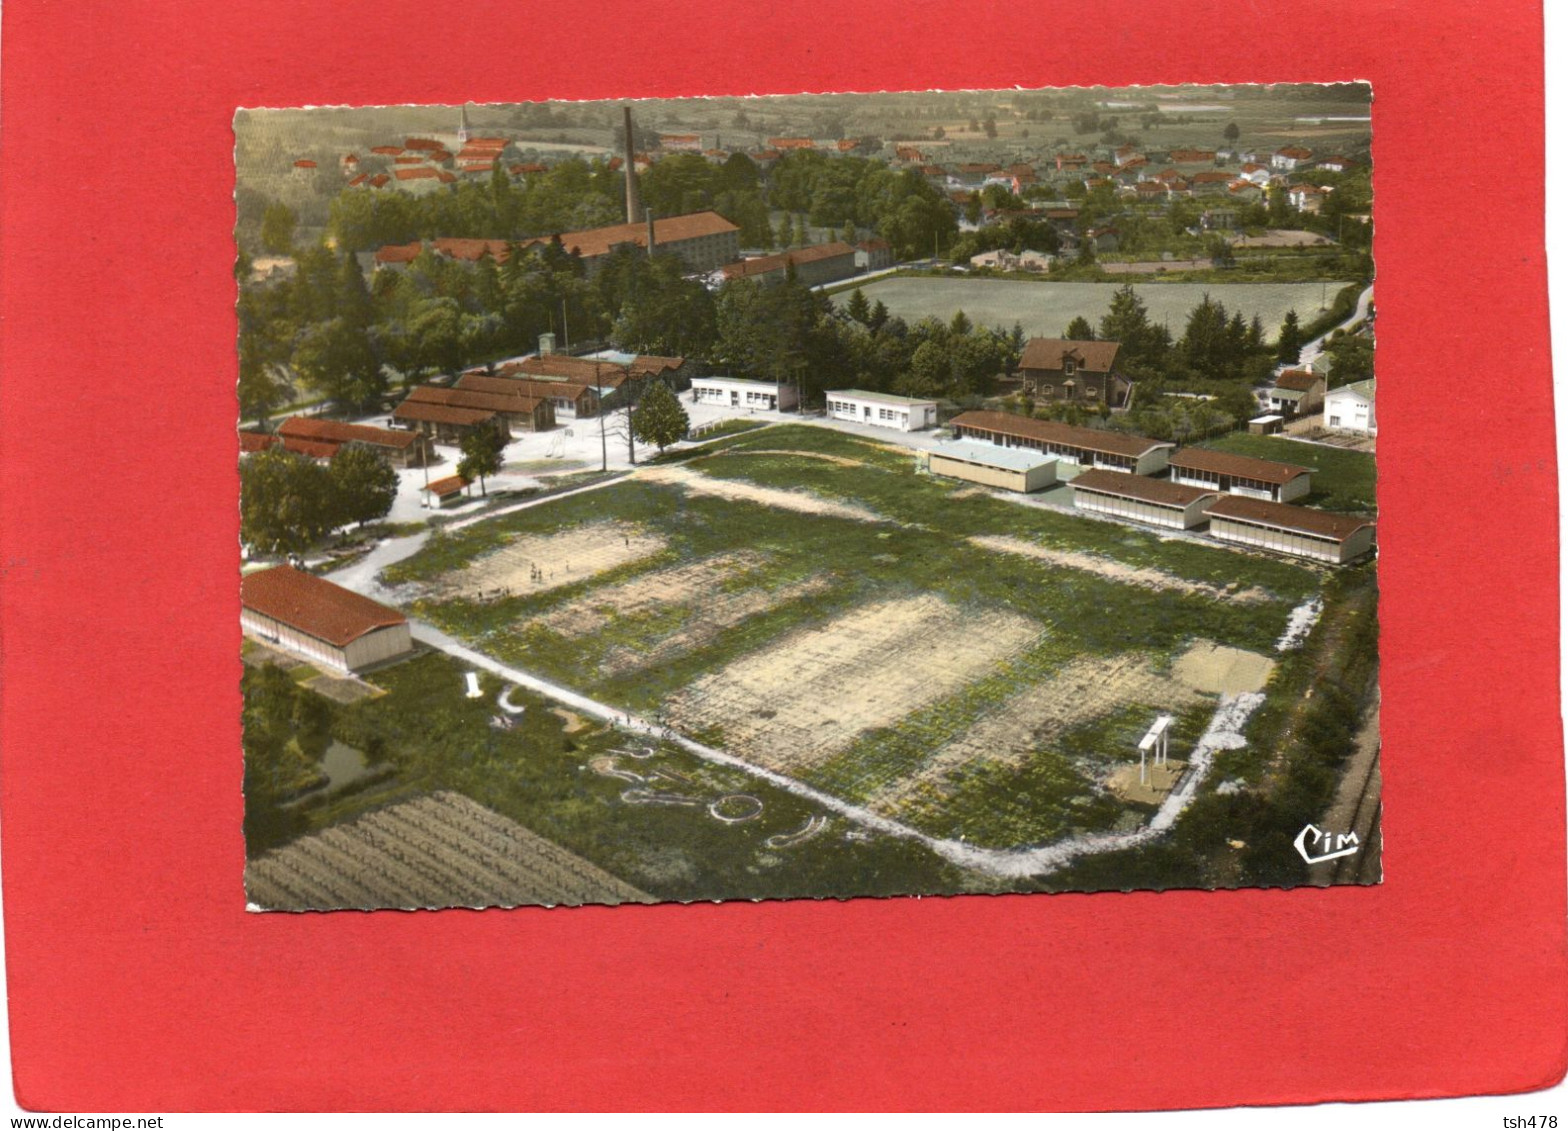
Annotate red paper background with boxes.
[1,0,1562,1112]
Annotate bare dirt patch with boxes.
[870,651,1206,815]
[1173,640,1277,694]
[433,521,666,600]
[532,550,836,675]
[640,464,883,523]
[534,552,767,638]
[970,535,1271,604]
[1106,759,1188,805]
[665,595,1040,774]
[550,707,593,734]
[302,674,383,704]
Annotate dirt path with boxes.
[638,464,884,523]
[971,535,1271,604]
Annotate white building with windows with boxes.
[689,376,799,412]
[1323,379,1376,435]
[825,390,939,432]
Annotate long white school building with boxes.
[690,376,800,412]
[825,390,939,432]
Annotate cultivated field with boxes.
[245,790,654,910]
[388,425,1328,854]
[834,278,1356,340]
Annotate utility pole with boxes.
[561,298,570,350]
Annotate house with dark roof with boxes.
[949,411,1173,476]
[1266,369,1327,416]
[242,565,413,673]
[1169,448,1314,503]
[1206,497,1375,564]
[1017,339,1132,407]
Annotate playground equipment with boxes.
[1137,715,1174,786]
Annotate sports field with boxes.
[834,278,1356,340]
[383,424,1327,855]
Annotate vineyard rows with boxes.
[246,791,653,910]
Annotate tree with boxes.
[1224,121,1241,143]
[239,448,337,557]
[845,287,872,326]
[260,202,297,256]
[1277,309,1304,365]
[292,316,385,409]
[458,427,506,496]
[1098,283,1167,369]
[1065,315,1096,341]
[631,380,690,452]
[328,445,398,529]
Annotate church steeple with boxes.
[457,103,471,145]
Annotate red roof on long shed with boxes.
[242,565,407,646]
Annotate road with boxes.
[1292,282,1373,373]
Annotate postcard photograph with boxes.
[235,83,1378,910]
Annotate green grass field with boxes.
[384,425,1329,858]
[1198,432,1377,514]
[833,278,1357,340]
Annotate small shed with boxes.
[421,475,471,509]
[1248,414,1285,435]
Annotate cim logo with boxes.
[1294,823,1360,865]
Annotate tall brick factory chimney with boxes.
[622,105,644,224]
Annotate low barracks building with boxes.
[949,412,1173,476]
[1207,497,1376,564]
[928,440,1058,493]
[393,400,503,444]
[276,417,430,468]
[1070,468,1219,530]
[1168,448,1312,503]
[242,565,414,673]
[401,385,555,435]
